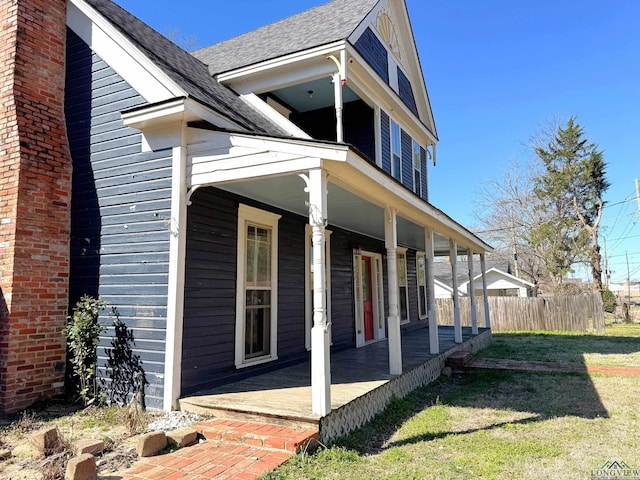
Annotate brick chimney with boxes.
[0,0,72,412]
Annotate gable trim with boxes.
[216,41,347,84]
[67,0,184,104]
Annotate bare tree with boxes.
[474,160,547,291]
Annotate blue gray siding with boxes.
[420,146,428,201]
[380,110,391,175]
[182,188,309,394]
[354,27,389,84]
[66,29,172,409]
[397,68,418,116]
[401,129,412,190]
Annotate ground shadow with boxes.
[337,366,611,454]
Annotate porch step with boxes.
[179,399,320,430]
[445,350,475,370]
[195,418,319,454]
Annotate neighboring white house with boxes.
[433,260,535,298]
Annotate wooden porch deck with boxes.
[180,326,491,438]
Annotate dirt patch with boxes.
[0,399,148,480]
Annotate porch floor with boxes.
[179,326,488,425]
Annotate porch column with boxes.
[450,240,462,344]
[164,134,188,411]
[385,208,402,375]
[425,228,439,354]
[309,169,331,416]
[467,249,478,335]
[480,253,491,329]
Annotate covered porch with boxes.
[180,325,492,442]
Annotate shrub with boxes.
[601,287,617,314]
[64,295,107,405]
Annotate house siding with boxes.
[380,110,391,174]
[291,100,375,164]
[180,187,430,393]
[354,27,389,84]
[420,146,428,201]
[397,67,418,116]
[182,188,309,394]
[66,30,172,409]
[401,129,413,190]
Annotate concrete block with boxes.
[32,426,59,457]
[65,453,96,480]
[75,439,104,456]
[137,431,167,457]
[166,427,198,448]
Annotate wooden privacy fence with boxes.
[436,294,605,333]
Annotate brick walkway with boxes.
[470,358,640,377]
[120,419,318,480]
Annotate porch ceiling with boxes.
[218,175,455,255]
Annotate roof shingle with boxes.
[192,0,379,75]
[85,0,287,136]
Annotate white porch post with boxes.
[425,228,439,354]
[467,249,478,335]
[480,253,491,329]
[385,207,402,375]
[164,130,187,411]
[308,169,331,416]
[450,240,462,344]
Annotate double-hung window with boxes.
[236,204,281,367]
[391,121,402,181]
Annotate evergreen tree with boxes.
[533,117,609,293]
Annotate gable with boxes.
[349,0,436,135]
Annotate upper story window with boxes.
[413,140,422,197]
[391,120,401,181]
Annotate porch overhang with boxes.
[186,128,491,256]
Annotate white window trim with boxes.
[304,225,332,351]
[397,247,410,325]
[235,204,281,368]
[416,252,428,319]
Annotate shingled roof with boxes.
[432,259,512,287]
[192,0,380,76]
[85,0,287,136]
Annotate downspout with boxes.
[327,50,346,143]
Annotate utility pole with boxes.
[636,178,640,211]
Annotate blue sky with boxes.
[113,0,640,283]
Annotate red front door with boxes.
[362,256,374,341]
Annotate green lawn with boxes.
[476,322,640,367]
[264,324,640,480]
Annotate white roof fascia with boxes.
[472,268,536,288]
[122,98,242,151]
[216,41,347,83]
[435,278,454,293]
[239,93,312,139]
[339,150,491,253]
[188,131,350,162]
[67,0,184,103]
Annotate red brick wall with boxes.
[0,0,72,412]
